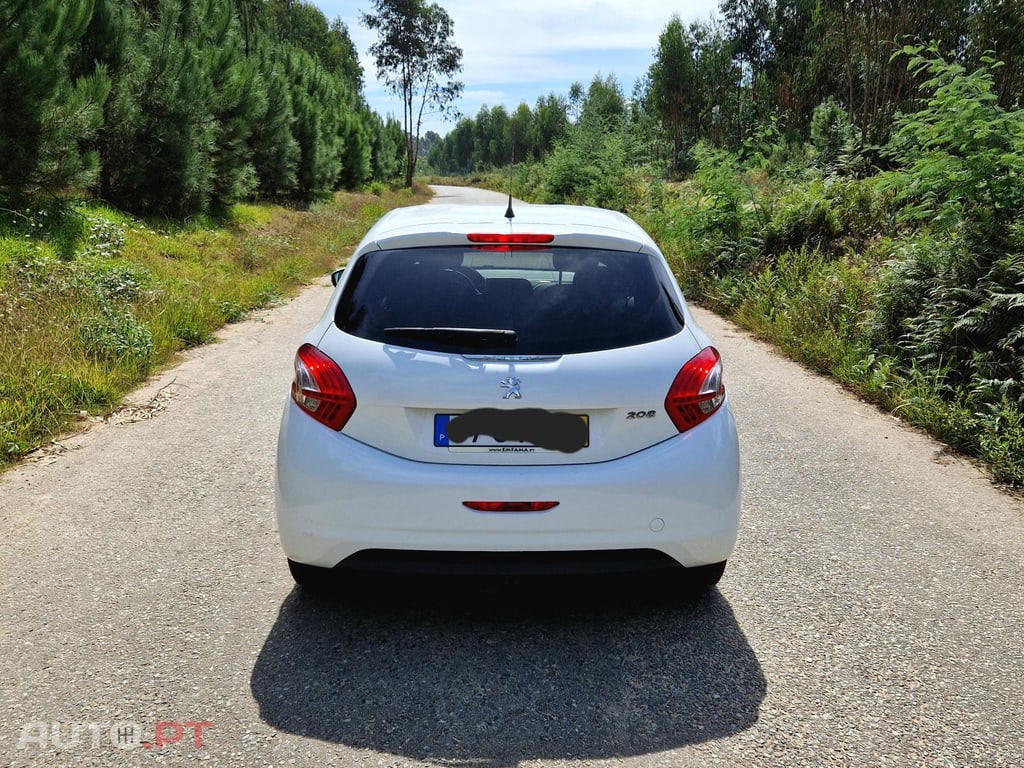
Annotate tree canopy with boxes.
[0,0,404,217]
[425,0,1023,178]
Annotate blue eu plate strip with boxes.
[434,414,451,447]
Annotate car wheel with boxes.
[287,559,337,592]
[683,560,727,591]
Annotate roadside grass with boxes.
[0,185,429,468]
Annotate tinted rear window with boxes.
[335,247,684,355]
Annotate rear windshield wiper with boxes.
[384,327,518,348]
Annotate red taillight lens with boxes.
[665,347,726,432]
[290,344,356,431]
[463,501,560,512]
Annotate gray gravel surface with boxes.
[1,186,1022,767]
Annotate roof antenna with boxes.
[504,140,515,220]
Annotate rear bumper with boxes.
[275,399,741,571]
[334,548,684,577]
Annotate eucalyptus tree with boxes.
[580,74,626,129]
[809,0,973,144]
[362,0,463,186]
[969,0,1024,108]
[474,104,510,168]
[509,102,537,161]
[648,14,697,174]
[688,18,744,148]
[533,92,569,158]
[721,0,820,138]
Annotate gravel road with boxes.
[1,186,1021,767]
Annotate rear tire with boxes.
[287,559,337,592]
[682,560,727,591]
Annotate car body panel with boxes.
[319,330,702,465]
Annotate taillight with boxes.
[665,347,726,432]
[290,344,356,431]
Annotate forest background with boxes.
[2,0,1023,487]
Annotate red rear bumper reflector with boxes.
[463,501,560,512]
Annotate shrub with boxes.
[79,307,153,368]
[811,98,858,170]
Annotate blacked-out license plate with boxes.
[434,410,589,453]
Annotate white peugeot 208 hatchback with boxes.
[275,202,740,591]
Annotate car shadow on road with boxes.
[250,575,765,766]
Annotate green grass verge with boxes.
[0,186,430,468]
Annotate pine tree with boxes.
[103,0,263,217]
[0,0,109,198]
[251,47,301,197]
[337,109,372,189]
[204,2,265,211]
[369,114,405,182]
[286,48,344,199]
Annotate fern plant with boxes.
[878,46,1024,411]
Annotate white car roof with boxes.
[352,203,663,256]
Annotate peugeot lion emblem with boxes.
[500,376,522,399]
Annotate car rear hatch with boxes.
[317,331,703,465]
[314,241,706,466]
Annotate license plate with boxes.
[434,411,589,453]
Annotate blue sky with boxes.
[311,0,722,136]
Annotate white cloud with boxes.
[461,88,513,103]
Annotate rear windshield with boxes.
[335,246,685,355]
